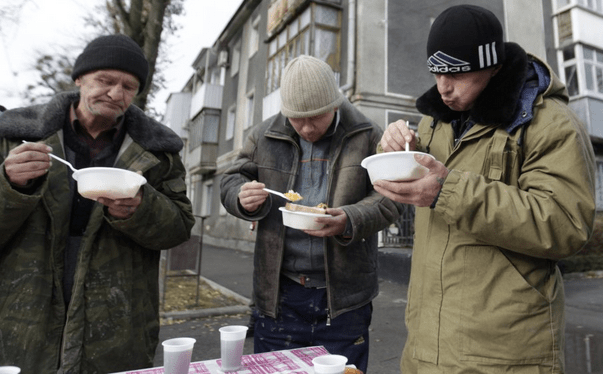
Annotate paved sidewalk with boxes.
[155,244,603,374]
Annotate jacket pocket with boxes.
[480,129,520,185]
[459,245,560,364]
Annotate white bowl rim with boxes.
[361,151,434,168]
[279,207,332,218]
[72,167,147,183]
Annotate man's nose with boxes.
[107,84,124,101]
[436,75,453,95]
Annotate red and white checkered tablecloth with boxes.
[111,346,329,374]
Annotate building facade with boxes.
[164,0,603,251]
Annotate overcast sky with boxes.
[0,0,242,115]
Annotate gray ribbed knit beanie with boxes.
[280,55,344,118]
[72,34,149,93]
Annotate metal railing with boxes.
[382,205,415,248]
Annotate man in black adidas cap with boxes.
[375,5,595,374]
[0,35,194,373]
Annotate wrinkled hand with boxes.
[373,154,449,207]
[304,208,347,237]
[239,180,268,213]
[380,120,417,152]
[98,189,143,219]
[4,142,52,186]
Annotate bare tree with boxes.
[21,49,77,105]
[98,0,185,111]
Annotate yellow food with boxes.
[344,368,364,374]
[284,190,303,202]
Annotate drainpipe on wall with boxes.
[339,0,356,98]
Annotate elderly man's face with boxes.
[75,69,140,122]
[434,66,499,112]
[288,110,336,143]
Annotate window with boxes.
[226,105,236,141]
[562,44,603,98]
[556,0,571,9]
[210,67,221,85]
[583,46,603,94]
[245,92,255,129]
[578,0,603,13]
[231,40,241,77]
[596,160,603,210]
[202,181,213,217]
[192,176,202,216]
[555,0,603,13]
[265,3,341,94]
[562,45,580,97]
[189,114,203,149]
[249,17,260,57]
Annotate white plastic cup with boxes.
[162,337,196,374]
[312,354,348,374]
[0,367,21,374]
[219,325,248,372]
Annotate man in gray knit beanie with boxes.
[221,55,402,373]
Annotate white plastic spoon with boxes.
[263,188,292,201]
[405,120,410,152]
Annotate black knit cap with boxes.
[426,4,505,74]
[71,34,149,93]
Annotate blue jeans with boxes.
[253,276,372,373]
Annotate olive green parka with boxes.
[0,92,194,374]
[402,43,596,373]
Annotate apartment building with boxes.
[165,0,603,251]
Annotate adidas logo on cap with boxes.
[427,42,499,74]
[427,51,471,73]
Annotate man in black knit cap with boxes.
[0,34,194,373]
[375,5,595,374]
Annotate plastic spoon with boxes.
[405,120,410,152]
[22,140,78,173]
[263,188,292,201]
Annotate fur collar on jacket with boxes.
[416,42,529,127]
[0,91,183,153]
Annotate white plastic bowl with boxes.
[312,354,348,374]
[279,207,330,230]
[72,167,147,200]
[361,151,435,183]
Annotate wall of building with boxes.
[182,0,603,247]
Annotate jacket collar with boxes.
[416,42,531,128]
[265,98,373,140]
[0,91,183,153]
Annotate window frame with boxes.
[225,105,236,141]
[265,3,341,95]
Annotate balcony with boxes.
[190,83,223,119]
[187,143,218,174]
[186,109,220,174]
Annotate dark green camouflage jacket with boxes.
[0,92,194,374]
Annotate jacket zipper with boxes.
[267,124,372,325]
[323,126,370,327]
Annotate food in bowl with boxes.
[72,167,147,200]
[284,190,303,202]
[284,202,327,214]
[279,203,331,230]
[361,151,435,183]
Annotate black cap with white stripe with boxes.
[426,5,505,74]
